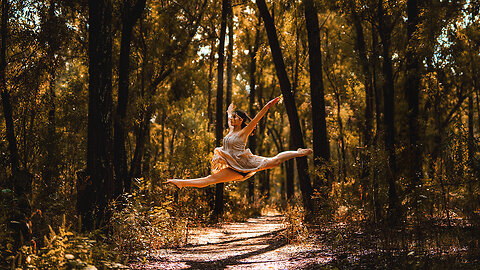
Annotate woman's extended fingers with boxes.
[267,96,281,108]
[227,103,234,116]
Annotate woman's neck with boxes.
[231,125,242,133]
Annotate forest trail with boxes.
[129,214,330,269]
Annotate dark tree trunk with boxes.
[256,84,270,199]
[468,91,474,166]
[324,29,345,182]
[378,0,401,225]
[304,0,330,191]
[286,135,295,201]
[80,0,114,231]
[467,81,476,219]
[287,7,301,202]
[42,0,60,193]
[1,0,19,174]
[1,0,32,248]
[213,0,230,221]
[114,0,146,196]
[471,58,478,164]
[225,3,233,128]
[207,39,215,128]
[247,22,261,203]
[348,0,374,148]
[371,21,383,222]
[129,24,148,180]
[259,170,270,199]
[348,0,375,221]
[405,0,422,218]
[256,0,314,220]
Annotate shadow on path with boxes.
[182,228,285,249]
[181,229,287,269]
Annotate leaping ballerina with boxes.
[166,96,313,188]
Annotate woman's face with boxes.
[229,113,243,127]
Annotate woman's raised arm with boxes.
[227,103,235,130]
[241,97,280,136]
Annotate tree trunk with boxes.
[1,0,19,174]
[256,0,314,220]
[287,6,301,202]
[80,0,114,231]
[467,77,476,220]
[225,2,233,128]
[371,21,383,222]
[378,0,401,225]
[255,84,270,198]
[304,0,330,192]
[348,0,376,221]
[1,0,33,248]
[247,22,261,203]
[42,0,60,195]
[213,0,230,222]
[286,135,295,201]
[324,29,346,183]
[114,0,145,196]
[207,39,215,129]
[405,0,422,219]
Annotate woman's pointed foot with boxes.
[166,179,184,189]
[297,148,313,156]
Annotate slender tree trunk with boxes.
[287,5,300,202]
[348,0,376,221]
[405,0,422,219]
[371,21,383,223]
[213,0,230,221]
[255,83,270,198]
[292,1,300,97]
[286,135,295,200]
[80,0,114,231]
[378,0,401,225]
[1,0,32,248]
[129,35,151,181]
[468,92,474,173]
[42,0,59,194]
[335,90,346,181]
[114,0,146,196]
[468,55,478,220]
[1,0,19,174]
[247,23,261,203]
[225,2,233,128]
[324,29,346,183]
[256,0,314,220]
[207,39,215,129]
[304,0,330,192]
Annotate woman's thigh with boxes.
[209,168,245,183]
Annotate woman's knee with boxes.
[266,158,281,168]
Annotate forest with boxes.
[1,0,479,269]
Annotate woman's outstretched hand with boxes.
[266,96,281,108]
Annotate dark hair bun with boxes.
[233,110,251,129]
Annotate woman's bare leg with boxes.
[166,168,244,188]
[263,148,313,169]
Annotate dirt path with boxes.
[129,214,331,269]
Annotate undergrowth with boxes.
[281,202,309,244]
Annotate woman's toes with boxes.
[166,179,183,189]
[298,148,313,156]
